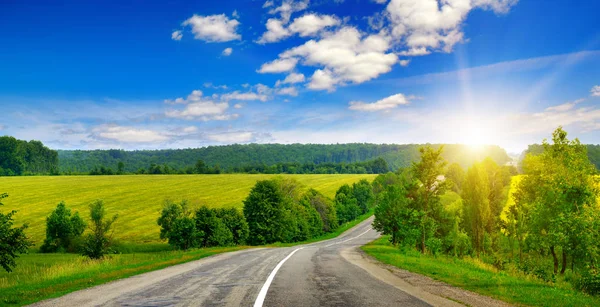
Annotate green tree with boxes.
[195,160,207,174]
[0,193,32,272]
[411,146,450,253]
[40,202,86,253]
[169,216,201,250]
[81,200,118,259]
[445,163,465,193]
[195,206,234,247]
[215,208,249,245]
[117,161,125,174]
[462,162,491,257]
[373,185,421,246]
[515,127,599,274]
[243,180,287,245]
[300,189,337,233]
[352,179,374,214]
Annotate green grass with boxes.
[0,246,248,306]
[0,174,375,246]
[362,236,600,307]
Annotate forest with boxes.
[0,136,58,176]
[523,143,600,170]
[57,143,511,174]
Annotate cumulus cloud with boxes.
[349,93,412,111]
[264,27,397,90]
[222,47,233,56]
[221,91,268,102]
[164,89,238,121]
[257,57,299,73]
[257,18,291,43]
[207,131,255,143]
[399,59,410,66]
[182,14,241,42]
[288,14,340,37]
[276,87,299,96]
[592,85,600,97]
[164,90,204,104]
[171,30,183,41]
[92,125,168,143]
[386,0,518,55]
[276,72,305,86]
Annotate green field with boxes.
[0,174,375,246]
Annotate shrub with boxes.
[216,208,249,245]
[168,216,201,250]
[40,202,86,253]
[0,193,32,272]
[195,206,233,247]
[575,267,600,296]
[81,200,118,259]
[425,237,442,256]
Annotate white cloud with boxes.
[221,91,268,102]
[257,18,291,44]
[263,0,274,8]
[267,0,309,23]
[288,14,340,37]
[277,72,305,86]
[164,89,204,104]
[171,30,183,41]
[349,93,412,111]
[386,0,518,54]
[398,47,431,56]
[276,87,299,96]
[164,89,237,121]
[232,10,240,19]
[272,27,397,90]
[207,131,254,143]
[591,85,600,97]
[222,47,233,56]
[257,57,298,73]
[372,0,388,3]
[545,98,584,112]
[203,82,228,90]
[182,14,241,42]
[399,59,410,66]
[233,103,243,109]
[92,125,168,143]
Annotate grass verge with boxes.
[362,236,600,307]
[0,246,247,307]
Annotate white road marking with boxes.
[254,247,304,307]
[324,228,371,248]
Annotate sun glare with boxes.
[458,116,499,150]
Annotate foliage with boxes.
[215,207,249,245]
[373,185,421,246]
[243,180,289,245]
[57,143,510,174]
[334,184,361,224]
[462,162,491,257]
[0,193,32,272]
[81,200,118,259]
[445,163,465,193]
[40,202,86,253]
[0,136,58,176]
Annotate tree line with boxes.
[57,143,511,174]
[373,127,600,295]
[0,136,58,176]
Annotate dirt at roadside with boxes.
[343,247,513,307]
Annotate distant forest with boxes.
[522,144,600,171]
[58,144,512,174]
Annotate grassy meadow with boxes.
[0,174,375,246]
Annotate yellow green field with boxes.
[0,174,375,246]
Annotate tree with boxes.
[300,189,337,233]
[462,162,491,257]
[411,146,450,253]
[243,180,287,245]
[157,200,202,250]
[117,161,125,174]
[445,163,465,193]
[216,208,249,245]
[515,127,599,274]
[157,200,187,241]
[0,193,32,272]
[335,184,360,224]
[195,206,233,247]
[352,179,374,214]
[40,202,86,253]
[373,185,421,246]
[81,200,118,259]
[195,160,207,174]
[0,137,25,176]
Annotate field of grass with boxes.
[362,236,600,307]
[0,174,375,246]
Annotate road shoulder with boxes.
[341,247,511,307]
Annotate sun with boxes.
[458,115,499,150]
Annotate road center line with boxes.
[324,228,371,248]
[254,247,304,307]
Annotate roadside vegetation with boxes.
[368,126,600,305]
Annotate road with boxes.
[31,217,461,307]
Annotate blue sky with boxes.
[1,0,599,153]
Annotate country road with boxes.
[30,218,464,307]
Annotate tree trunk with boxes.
[561,250,567,275]
[550,246,558,274]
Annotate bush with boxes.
[168,216,202,250]
[40,202,86,253]
[0,193,32,272]
[216,208,249,245]
[575,267,600,296]
[195,206,234,247]
[425,237,442,256]
[81,200,118,259]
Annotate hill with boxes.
[58,143,511,174]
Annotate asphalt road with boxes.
[31,218,455,307]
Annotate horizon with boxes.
[1,1,599,154]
